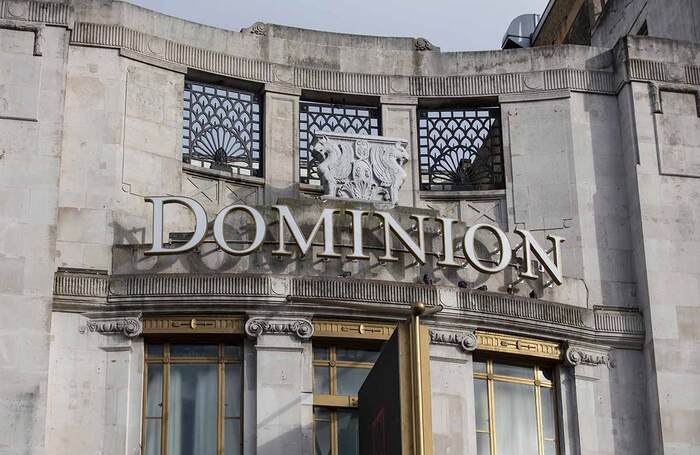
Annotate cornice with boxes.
[67,21,666,98]
[65,21,700,98]
[0,0,71,27]
[54,270,645,349]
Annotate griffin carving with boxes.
[313,137,354,199]
[311,132,409,205]
[371,142,409,203]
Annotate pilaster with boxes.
[428,328,477,455]
[380,96,419,207]
[246,316,313,455]
[263,83,301,204]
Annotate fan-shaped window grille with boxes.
[299,101,380,185]
[183,81,262,177]
[418,108,504,192]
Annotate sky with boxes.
[126,0,549,52]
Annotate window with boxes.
[143,343,243,455]
[299,101,381,185]
[183,81,262,176]
[473,358,558,455]
[418,107,504,192]
[313,344,380,455]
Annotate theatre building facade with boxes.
[2,1,700,454]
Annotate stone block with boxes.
[56,207,110,244]
[0,31,41,121]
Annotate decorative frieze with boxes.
[313,320,395,340]
[594,307,645,335]
[429,329,477,352]
[290,276,440,306]
[142,316,244,334]
[409,73,523,97]
[0,1,70,26]
[245,317,314,339]
[565,345,615,368]
[543,68,615,94]
[456,290,589,329]
[293,66,392,95]
[81,316,142,337]
[66,22,700,100]
[54,269,109,298]
[475,330,561,360]
[109,273,270,297]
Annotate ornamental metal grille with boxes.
[182,81,263,177]
[299,101,380,185]
[418,107,504,192]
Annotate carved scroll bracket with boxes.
[565,344,615,369]
[429,328,477,352]
[80,315,143,337]
[245,317,314,340]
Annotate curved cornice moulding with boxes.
[54,270,645,350]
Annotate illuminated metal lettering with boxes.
[144,196,207,255]
[463,223,512,273]
[513,229,565,285]
[143,198,567,286]
[435,217,461,267]
[272,206,341,257]
[347,209,370,260]
[213,205,265,255]
[375,212,428,264]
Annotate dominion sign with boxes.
[144,196,566,286]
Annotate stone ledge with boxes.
[53,270,645,348]
[69,21,695,98]
[0,1,71,27]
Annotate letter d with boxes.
[144,196,207,255]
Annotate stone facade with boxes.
[0,1,698,454]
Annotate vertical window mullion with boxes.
[535,367,545,455]
[218,344,224,455]
[162,344,170,455]
[331,410,338,455]
[486,360,497,455]
[330,347,337,396]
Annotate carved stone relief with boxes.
[429,328,477,352]
[81,316,143,337]
[311,131,409,205]
[565,345,615,368]
[245,317,314,339]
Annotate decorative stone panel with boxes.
[312,131,409,204]
[313,320,395,340]
[81,316,143,337]
[245,317,314,339]
[429,329,477,352]
[475,330,561,360]
[565,344,615,368]
[142,316,244,335]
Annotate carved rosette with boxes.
[414,37,434,51]
[311,131,409,205]
[429,329,477,352]
[245,317,314,339]
[565,346,615,368]
[82,316,143,337]
[242,21,267,36]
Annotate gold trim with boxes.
[313,320,396,340]
[142,316,244,334]
[475,330,561,360]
